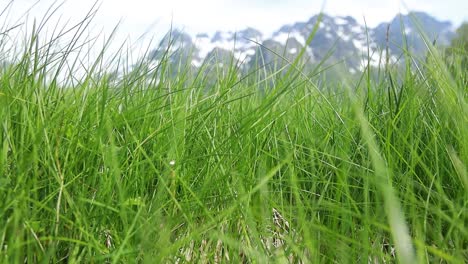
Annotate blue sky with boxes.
[5,0,468,47]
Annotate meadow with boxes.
[0,6,467,263]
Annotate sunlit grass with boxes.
[0,4,467,263]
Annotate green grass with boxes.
[0,7,467,263]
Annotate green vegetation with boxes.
[0,7,466,264]
[445,22,468,88]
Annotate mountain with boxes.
[147,11,454,75]
[373,12,454,56]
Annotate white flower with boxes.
[169,160,176,166]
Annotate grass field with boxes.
[0,7,467,263]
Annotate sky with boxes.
[6,0,467,39]
[2,0,467,62]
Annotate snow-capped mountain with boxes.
[195,28,261,66]
[373,12,454,56]
[148,11,454,74]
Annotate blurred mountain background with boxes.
[147,11,455,76]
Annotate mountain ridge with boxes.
[150,11,454,74]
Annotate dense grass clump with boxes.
[0,7,467,263]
